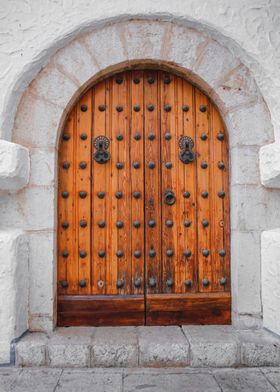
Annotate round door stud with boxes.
[184,279,191,288]
[200,105,207,112]
[116,133,123,141]
[62,191,69,199]
[166,219,173,227]
[147,77,155,84]
[62,133,70,141]
[79,191,87,199]
[201,191,208,198]
[219,249,226,257]
[202,278,210,286]
[149,249,156,257]
[201,161,208,169]
[116,279,124,289]
[98,250,106,258]
[62,221,69,229]
[116,105,123,112]
[134,250,141,258]
[184,220,191,228]
[116,250,124,257]
[116,162,124,169]
[134,132,141,140]
[200,133,207,141]
[202,249,210,257]
[218,191,225,198]
[98,220,105,228]
[148,220,156,228]
[166,249,173,257]
[202,219,209,228]
[133,161,140,169]
[133,191,141,199]
[217,133,224,141]
[148,133,156,140]
[79,279,87,288]
[79,161,87,169]
[184,249,192,258]
[80,219,87,228]
[220,277,227,286]
[62,161,70,169]
[61,250,69,258]
[79,250,87,258]
[116,221,124,228]
[115,191,123,199]
[80,133,87,140]
[147,104,154,112]
[134,277,141,288]
[182,105,189,112]
[148,161,156,169]
[98,104,106,112]
[164,104,172,112]
[116,77,123,84]
[81,104,88,112]
[97,191,105,199]
[164,78,171,84]
[61,280,68,288]
[183,191,190,198]
[166,278,174,287]
[165,132,172,140]
[134,105,141,112]
[133,78,140,84]
[218,161,225,170]
[149,277,156,288]
[98,280,104,289]
[133,220,141,228]
[165,162,172,169]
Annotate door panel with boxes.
[57,69,230,326]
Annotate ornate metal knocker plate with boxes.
[179,136,196,164]
[93,136,110,164]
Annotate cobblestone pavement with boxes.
[0,367,280,391]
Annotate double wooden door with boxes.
[57,69,230,326]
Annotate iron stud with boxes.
[219,249,226,257]
[134,250,141,258]
[116,162,124,169]
[218,161,225,170]
[98,220,105,228]
[61,250,69,258]
[133,191,141,199]
[98,250,106,258]
[134,277,141,288]
[149,249,156,257]
[147,77,155,84]
[202,249,210,257]
[79,161,87,169]
[148,161,156,169]
[184,249,192,258]
[62,191,69,198]
[202,278,209,286]
[164,104,172,112]
[134,132,141,140]
[202,219,209,228]
[116,221,124,228]
[79,250,87,258]
[79,191,87,199]
[164,78,171,84]
[133,220,141,228]
[116,77,123,84]
[183,191,190,198]
[116,250,124,257]
[98,280,104,288]
[62,161,70,169]
[116,279,124,289]
[116,133,123,141]
[62,133,70,141]
[80,104,88,112]
[79,279,87,288]
[200,105,207,112]
[61,280,68,288]
[148,220,156,228]
[80,219,87,228]
[133,105,141,112]
[217,133,224,141]
[201,191,208,198]
[62,221,69,229]
[80,133,87,140]
[147,104,154,112]
[166,278,174,287]
[148,133,156,140]
[200,133,207,141]
[166,219,173,227]
[149,277,156,288]
[166,249,173,257]
[133,161,140,169]
[182,105,190,112]
[164,132,172,140]
[97,191,105,199]
[220,277,227,286]
[115,191,123,199]
[165,162,172,169]
[218,191,225,198]
[98,104,106,112]
[184,220,191,228]
[133,78,140,84]
[116,105,123,112]
[184,279,191,288]
[201,161,208,169]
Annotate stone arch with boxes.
[2,19,278,336]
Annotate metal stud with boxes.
[164,78,171,84]
[184,249,192,258]
[200,105,207,112]
[202,249,210,257]
[133,220,141,228]
[62,161,70,169]
[202,219,209,228]
[79,279,87,288]
[149,277,156,287]
[219,249,226,257]
[217,133,224,141]
[98,250,106,258]
[116,162,124,169]
[79,161,87,169]
[116,105,123,112]
[62,133,70,141]
[98,191,105,199]
[133,78,140,84]
[134,250,141,258]
[166,220,173,227]
[62,191,69,198]
[218,191,225,198]
[166,249,173,257]
[98,220,105,228]
[134,277,141,288]
[98,280,104,288]
[147,104,154,112]
[148,161,156,169]
[79,250,87,258]
[116,77,123,84]
[61,280,68,288]
[202,278,209,286]
[116,250,124,257]
[165,132,172,140]
[62,221,69,229]
[149,249,156,257]
[201,191,208,198]
[148,220,156,228]
[116,133,123,141]
[201,161,208,169]
[166,278,174,287]
[220,277,227,286]
[61,250,69,258]
[116,221,124,229]
[147,77,155,84]
[116,279,124,289]
[98,104,106,112]
[182,105,189,112]
[133,191,141,199]
[115,191,123,199]
[80,219,87,228]
[80,104,88,112]
[184,220,191,228]
[165,162,172,169]
[164,104,171,112]
[80,133,87,140]
[183,191,190,198]
[133,161,140,169]
[133,105,141,112]
[200,133,207,141]
[184,279,191,288]
[148,133,156,140]
[134,132,141,140]
[79,191,87,199]
[218,161,225,170]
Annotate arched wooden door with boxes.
[57,69,230,326]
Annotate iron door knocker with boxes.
[164,190,176,206]
[93,136,110,164]
[179,136,196,164]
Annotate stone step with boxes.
[15,326,280,368]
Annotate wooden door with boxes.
[57,70,231,326]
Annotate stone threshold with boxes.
[15,326,280,368]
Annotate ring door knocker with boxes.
[164,190,176,206]
[93,136,110,164]
[179,136,196,164]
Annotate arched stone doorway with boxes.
[57,68,230,326]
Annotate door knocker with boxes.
[164,190,176,206]
[93,136,110,164]
[179,136,196,164]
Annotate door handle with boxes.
[164,190,176,206]
[179,136,196,164]
[93,136,110,164]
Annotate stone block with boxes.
[29,147,55,186]
[91,327,138,367]
[138,326,189,367]
[0,140,29,191]
[0,230,29,364]
[16,333,47,366]
[183,326,239,367]
[12,369,61,392]
[230,146,260,185]
[262,229,280,336]
[239,329,280,366]
[47,327,94,367]
[0,368,21,391]
[260,142,280,188]
[261,368,280,391]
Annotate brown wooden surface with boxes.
[57,69,230,326]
